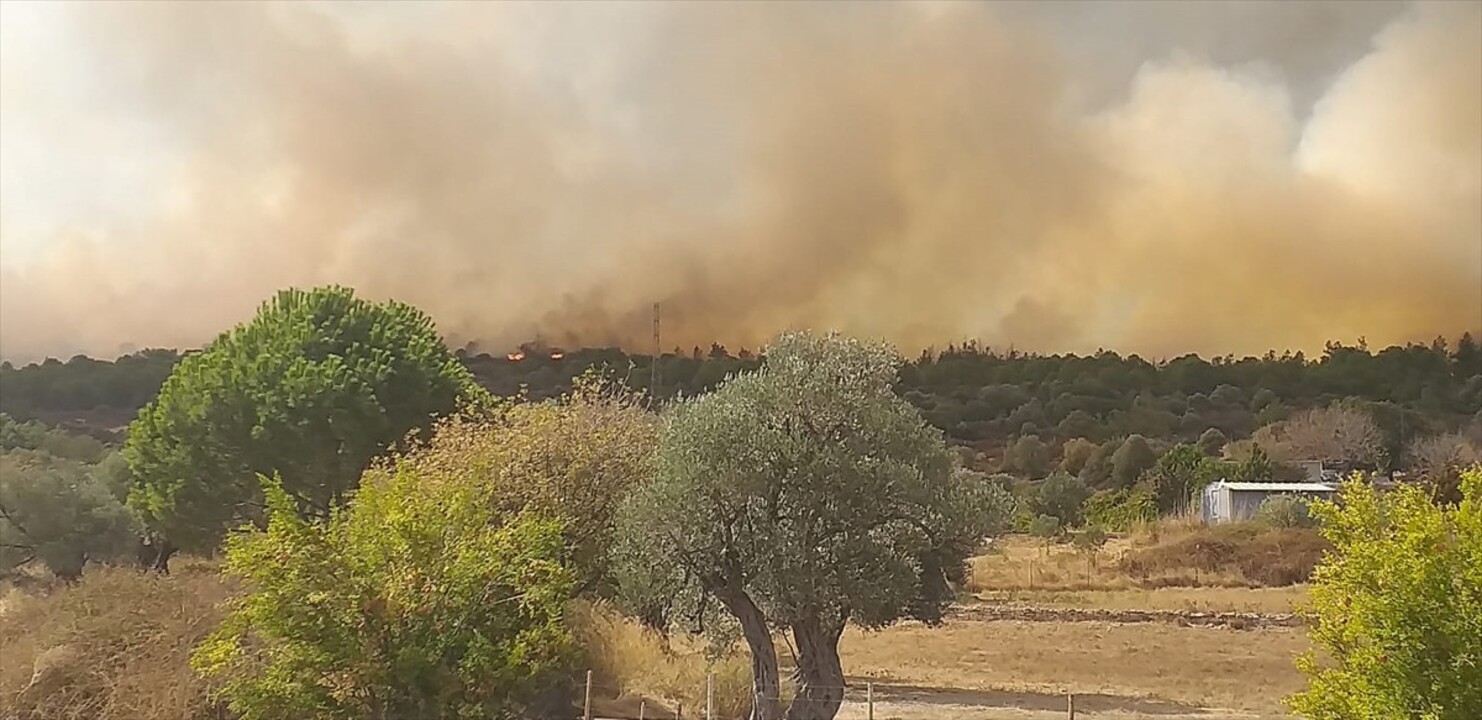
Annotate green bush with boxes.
[1083,488,1157,532]
[194,475,577,720]
[1289,467,1482,719]
[1255,495,1315,529]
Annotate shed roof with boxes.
[1215,481,1337,493]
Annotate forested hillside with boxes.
[4,334,1479,468]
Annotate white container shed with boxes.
[1200,481,1337,524]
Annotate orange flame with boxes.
[506,351,525,362]
[550,351,565,360]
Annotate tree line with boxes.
[5,330,1479,452]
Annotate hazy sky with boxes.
[1,1,1477,361]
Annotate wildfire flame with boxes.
[550,351,565,360]
[506,351,525,362]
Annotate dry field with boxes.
[837,613,1308,720]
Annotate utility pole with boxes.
[651,302,661,400]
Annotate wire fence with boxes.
[573,670,1083,720]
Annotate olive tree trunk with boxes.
[784,615,846,720]
[719,589,784,720]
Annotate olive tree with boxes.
[125,286,483,552]
[613,333,1011,720]
[0,450,138,580]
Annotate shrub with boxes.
[1084,488,1158,532]
[1289,468,1482,719]
[1029,514,1062,539]
[1256,495,1315,529]
[193,475,578,720]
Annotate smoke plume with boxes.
[1,1,1478,361]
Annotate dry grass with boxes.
[970,521,1327,593]
[841,618,1309,715]
[0,560,233,720]
[571,601,759,719]
[975,585,1308,614]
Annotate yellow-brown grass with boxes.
[572,601,759,718]
[0,560,232,720]
[969,521,1327,593]
[841,618,1309,715]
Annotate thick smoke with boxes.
[0,1,1477,361]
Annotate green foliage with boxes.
[1082,488,1157,532]
[1078,440,1118,487]
[1110,434,1157,489]
[1028,514,1061,539]
[1290,468,1482,719]
[1197,427,1228,456]
[1058,437,1096,476]
[125,286,484,551]
[1147,443,1223,513]
[1227,443,1281,482]
[0,450,138,579]
[1030,472,1091,527]
[0,413,107,463]
[1070,526,1108,553]
[1255,495,1316,529]
[388,375,656,591]
[1005,434,1051,477]
[613,333,1011,719]
[194,473,577,720]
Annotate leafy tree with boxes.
[1453,332,1481,378]
[1110,435,1157,489]
[613,333,1010,720]
[1058,437,1097,476]
[1146,444,1220,513]
[0,413,107,463]
[1078,440,1118,488]
[1005,435,1051,477]
[1197,427,1229,457]
[1229,443,1279,482]
[125,287,484,552]
[0,450,138,579]
[194,474,576,720]
[1056,410,1102,442]
[1289,468,1482,719]
[1031,472,1092,527]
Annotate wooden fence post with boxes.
[1067,691,1075,719]
[706,672,714,720]
[639,700,646,720]
[867,682,874,720]
[583,669,593,720]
